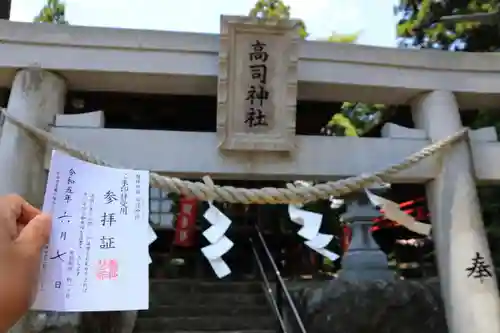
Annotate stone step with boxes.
[138,305,271,318]
[150,279,263,294]
[150,291,268,307]
[134,316,276,332]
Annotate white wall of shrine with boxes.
[1,17,500,333]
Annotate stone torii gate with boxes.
[0,15,499,333]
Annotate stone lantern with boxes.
[338,185,394,282]
[286,186,447,333]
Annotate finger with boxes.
[0,194,25,241]
[14,213,52,258]
[0,194,40,225]
[17,200,42,226]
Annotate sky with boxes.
[10,0,398,47]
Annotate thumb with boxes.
[15,214,52,256]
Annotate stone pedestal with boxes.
[289,278,447,333]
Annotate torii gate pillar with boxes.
[0,68,66,333]
[412,90,500,333]
[0,69,66,207]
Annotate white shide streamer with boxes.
[329,196,344,209]
[288,205,340,261]
[365,189,431,236]
[201,203,233,278]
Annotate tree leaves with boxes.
[398,0,498,50]
[327,32,360,43]
[248,0,309,38]
[248,0,357,42]
[327,114,359,137]
[34,0,67,24]
[249,0,384,137]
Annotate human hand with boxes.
[0,194,51,332]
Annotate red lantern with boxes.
[173,197,198,247]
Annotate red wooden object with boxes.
[173,197,198,247]
[341,197,430,252]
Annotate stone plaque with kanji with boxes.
[217,15,299,152]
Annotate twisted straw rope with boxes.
[1,109,467,204]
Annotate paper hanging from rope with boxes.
[201,203,233,278]
[305,232,333,249]
[203,205,232,244]
[308,245,339,261]
[329,196,344,209]
[288,205,339,261]
[305,233,339,261]
[365,189,432,236]
[201,235,234,260]
[288,205,322,240]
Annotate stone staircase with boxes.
[134,279,276,333]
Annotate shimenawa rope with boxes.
[1,108,468,204]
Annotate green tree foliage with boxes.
[34,0,67,24]
[327,33,359,43]
[249,0,358,42]
[398,0,498,50]
[325,103,390,137]
[249,0,378,137]
[249,0,308,38]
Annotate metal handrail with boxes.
[249,239,288,333]
[249,224,307,333]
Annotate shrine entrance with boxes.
[148,180,338,281]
